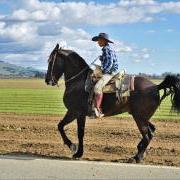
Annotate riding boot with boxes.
[94,93,104,118]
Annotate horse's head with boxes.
[46,43,90,86]
[45,44,65,86]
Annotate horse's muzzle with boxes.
[45,77,49,85]
[45,78,57,86]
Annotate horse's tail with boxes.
[158,75,180,112]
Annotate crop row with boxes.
[0,88,179,119]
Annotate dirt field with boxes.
[0,113,180,167]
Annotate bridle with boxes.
[48,49,59,86]
[48,49,99,85]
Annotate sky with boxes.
[0,0,180,75]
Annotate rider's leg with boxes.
[94,74,112,117]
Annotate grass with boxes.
[0,79,65,115]
[0,78,64,89]
[0,78,179,120]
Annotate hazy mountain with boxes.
[0,61,44,77]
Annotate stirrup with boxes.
[94,108,104,118]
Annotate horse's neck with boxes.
[64,55,89,85]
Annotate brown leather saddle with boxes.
[86,65,134,97]
[85,66,135,117]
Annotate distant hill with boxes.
[0,61,44,78]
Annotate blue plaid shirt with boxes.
[99,44,118,74]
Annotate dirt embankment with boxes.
[0,113,180,167]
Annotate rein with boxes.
[49,49,99,86]
[65,56,99,84]
[65,67,89,83]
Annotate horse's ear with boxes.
[56,44,59,50]
[53,44,59,52]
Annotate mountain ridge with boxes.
[0,61,44,77]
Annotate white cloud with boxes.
[146,30,156,33]
[133,59,141,63]
[0,21,38,42]
[1,0,180,26]
[118,0,157,6]
[143,53,150,59]
[1,0,179,72]
[167,28,174,32]
[141,48,149,53]
[0,53,42,67]
[113,41,132,53]
[60,27,91,41]
[0,0,180,27]
[0,21,136,70]
[146,28,175,34]
[11,9,31,21]
[162,1,180,14]
[0,22,5,29]
[132,47,151,63]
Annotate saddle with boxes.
[85,65,135,102]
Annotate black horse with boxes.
[45,44,180,163]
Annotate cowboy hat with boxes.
[92,33,113,43]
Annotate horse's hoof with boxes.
[70,143,78,154]
[127,156,142,163]
[72,152,83,159]
[72,155,80,160]
[127,157,136,163]
[134,155,142,163]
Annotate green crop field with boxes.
[0,78,179,120]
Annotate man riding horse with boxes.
[45,43,180,162]
[92,33,118,118]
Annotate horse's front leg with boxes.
[73,115,86,158]
[58,111,76,149]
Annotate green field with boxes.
[0,79,179,119]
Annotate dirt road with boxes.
[0,113,180,167]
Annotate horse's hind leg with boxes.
[73,115,86,158]
[149,122,156,134]
[133,120,155,163]
[58,111,76,149]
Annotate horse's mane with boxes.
[59,49,89,69]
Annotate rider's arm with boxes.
[101,46,114,74]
